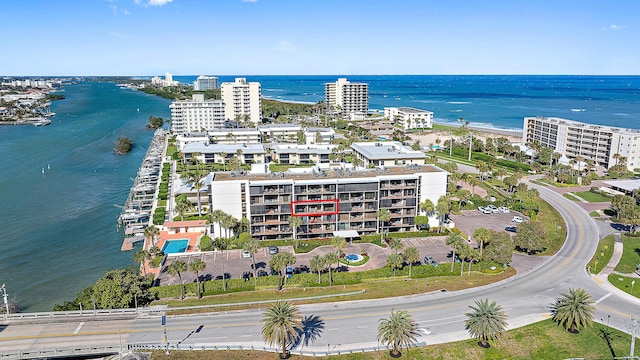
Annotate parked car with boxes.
[482,207,493,214]
[285,266,294,279]
[257,269,268,277]
[242,250,251,258]
[423,255,438,266]
[242,271,253,280]
[505,226,517,233]
[498,206,510,213]
[512,216,524,223]
[478,206,486,213]
[268,246,279,255]
[486,205,500,213]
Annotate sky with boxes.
[2,0,639,76]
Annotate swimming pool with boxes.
[162,239,189,254]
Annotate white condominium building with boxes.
[221,78,262,126]
[523,116,640,170]
[193,75,219,91]
[384,107,434,130]
[351,142,426,167]
[208,165,447,239]
[169,94,225,133]
[324,78,368,114]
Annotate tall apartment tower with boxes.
[193,75,218,91]
[324,78,369,114]
[220,78,262,126]
[169,94,225,133]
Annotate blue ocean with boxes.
[1,75,639,311]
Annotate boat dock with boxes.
[118,128,167,250]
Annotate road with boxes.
[2,183,640,356]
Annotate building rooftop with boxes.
[351,141,426,160]
[163,220,207,228]
[208,128,260,135]
[183,142,266,154]
[391,107,434,114]
[214,164,443,182]
[272,144,336,154]
[526,116,640,134]
[258,123,302,130]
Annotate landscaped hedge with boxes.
[153,207,166,225]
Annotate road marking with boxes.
[595,292,612,304]
[357,326,368,329]
[240,334,252,337]
[210,336,228,339]
[593,277,603,284]
[547,288,554,292]
[73,322,85,334]
[328,328,339,331]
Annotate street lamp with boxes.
[1,284,9,318]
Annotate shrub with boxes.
[199,235,213,251]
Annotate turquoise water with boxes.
[161,239,189,254]
[0,82,171,311]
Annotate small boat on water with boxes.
[33,119,51,126]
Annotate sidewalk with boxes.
[592,233,640,305]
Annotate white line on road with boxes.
[73,322,85,334]
[595,292,613,304]
[241,334,253,337]
[547,288,554,292]
[328,328,339,331]
[209,336,228,339]
[357,326,368,329]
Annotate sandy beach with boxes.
[410,122,523,147]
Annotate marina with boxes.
[118,128,168,250]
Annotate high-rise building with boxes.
[523,116,640,170]
[324,78,368,114]
[220,78,262,126]
[169,94,225,133]
[193,75,219,91]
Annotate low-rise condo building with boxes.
[304,127,336,145]
[193,75,218,91]
[182,143,267,165]
[170,94,225,133]
[258,123,302,143]
[221,78,261,126]
[325,78,368,114]
[523,116,640,170]
[175,132,210,151]
[351,142,426,167]
[209,128,262,144]
[271,144,336,164]
[208,165,447,239]
[384,107,434,130]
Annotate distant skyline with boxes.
[3,0,639,76]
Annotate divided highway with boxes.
[2,183,639,356]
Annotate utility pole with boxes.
[627,317,640,358]
[1,284,9,318]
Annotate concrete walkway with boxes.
[592,233,640,305]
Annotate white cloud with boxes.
[609,24,624,31]
[241,0,258,2]
[134,0,173,6]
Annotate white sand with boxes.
[409,125,522,148]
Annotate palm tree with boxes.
[309,255,325,284]
[261,301,303,359]
[220,152,228,170]
[331,235,347,257]
[446,233,467,272]
[376,208,391,243]
[221,214,238,238]
[167,260,188,300]
[465,298,508,348]
[133,249,150,277]
[288,216,303,248]
[175,196,192,221]
[215,237,231,291]
[419,199,434,216]
[143,225,159,248]
[377,309,419,357]
[386,253,404,277]
[323,252,339,286]
[551,288,595,333]
[403,247,420,279]
[269,252,295,290]
[189,258,206,298]
[211,209,226,237]
[467,177,480,196]
[243,239,260,286]
[389,238,404,254]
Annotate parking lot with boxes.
[450,209,528,244]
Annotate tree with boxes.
[260,301,303,358]
[221,214,238,238]
[473,227,492,258]
[269,252,296,290]
[611,194,635,220]
[243,239,260,286]
[215,237,231,291]
[483,231,514,265]
[377,309,419,357]
[514,221,548,254]
[403,247,420,279]
[323,252,339,286]
[211,209,226,237]
[465,298,508,348]
[175,195,193,221]
[377,208,391,243]
[467,177,481,196]
[386,253,404,277]
[309,255,326,285]
[133,249,150,277]
[143,225,159,248]
[436,195,450,232]
[220,152,228,170]
[331,235,347,257]
[551,288,595,333]
[446,233,467,272]
[89,267,154,309]
[389,238,404,254]
[189,258,206,299]
[114,136,133,154]
[288,216,303,247]
[167,260,188,300]
[419,199,434,215]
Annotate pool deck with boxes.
[142,229,202,278]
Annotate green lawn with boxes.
[572,191,612,203]
[537,198,568,256]
[563,193,583,202]
[614,236,640,273]
[147,319,635,360]
[608,274,640,299]
[587,235,615,274]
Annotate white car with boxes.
[478,206,486,213]
[512,216,524,223]
[242,250,252,258]
[498,206,510,213]
[486,205,500,214]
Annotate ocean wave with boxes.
[570,108,586,112]
[450,109,463,112]
[263,88,285,91]
[413,100,440,104]
[614,113,629,116]
[447,101,471,104]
